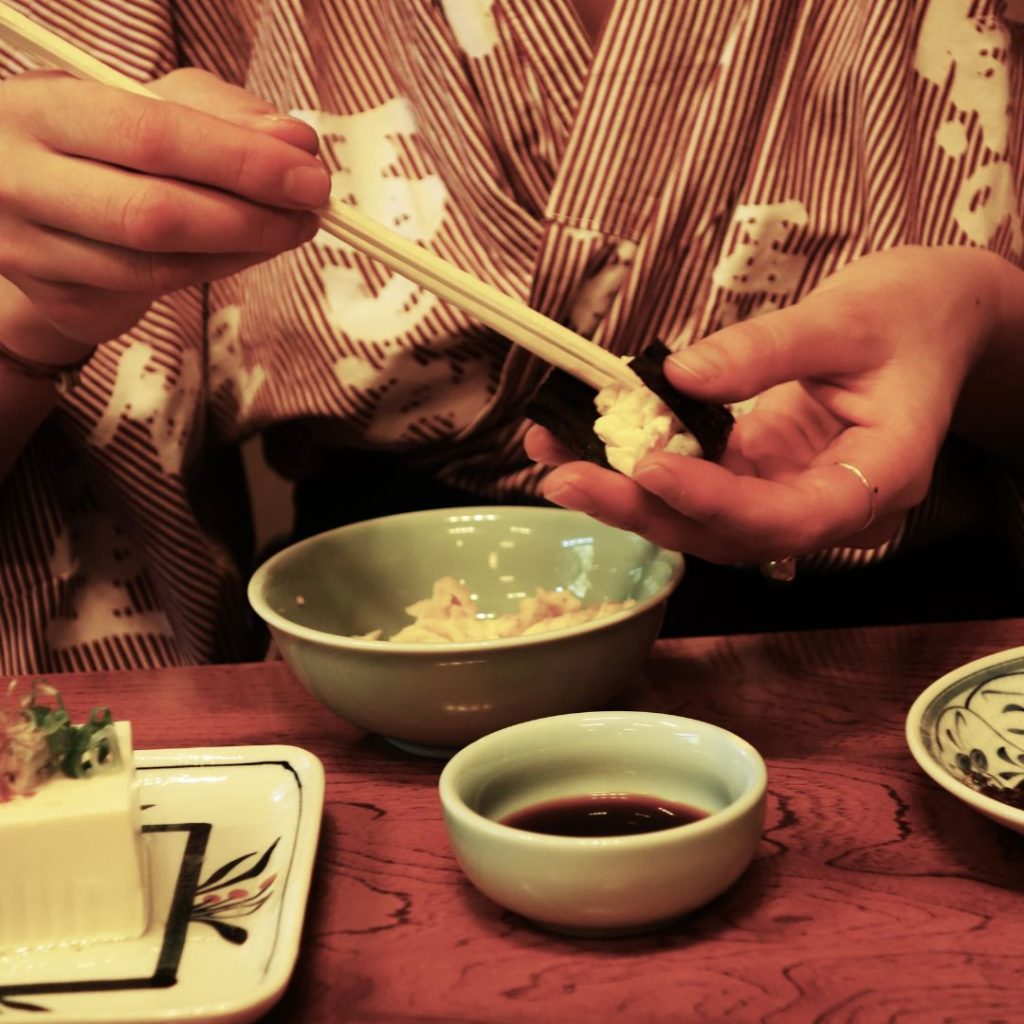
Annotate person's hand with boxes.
[525,246,1004,564]
[0,68,330,356]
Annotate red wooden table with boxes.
[39,617,1024,1023]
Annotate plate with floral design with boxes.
[906,646,1024,834]
[0,745,324,1022]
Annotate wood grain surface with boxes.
[32,617,1024,1023]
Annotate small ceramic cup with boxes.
[438,711,767,936]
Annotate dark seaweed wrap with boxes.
[524,339,734,468]
[524,367,611,468]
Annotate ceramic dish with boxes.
[249,506,684,756]
[0,745,324,1023]
[439,711,767,936]
[906,645,1024,834]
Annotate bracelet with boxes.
[0,336,91,388]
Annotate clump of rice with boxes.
[360,577,634,643]
[593,381,702,476]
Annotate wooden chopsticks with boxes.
[0,3,152,96]
[0,2,639,391]
[317,204,638,390]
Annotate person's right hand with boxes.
[0,68,330,354]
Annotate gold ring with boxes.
[834,461,876,531]
[759,555,797,583]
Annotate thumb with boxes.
[663,298,879,404]
[148,68,320,154]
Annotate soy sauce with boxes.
[501,793,708,837]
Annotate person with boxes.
[1,1,1022,672]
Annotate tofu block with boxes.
[0,721,148,952]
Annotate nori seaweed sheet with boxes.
[628,340,734,463]
[524,367,609,468]
[524,340,734,468]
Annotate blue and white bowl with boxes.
[906,645,1024,834]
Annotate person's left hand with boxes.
[524,245,1002,564]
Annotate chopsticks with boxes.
[317,204,638,390]
[0,3,152,96]
[0,2,639,391]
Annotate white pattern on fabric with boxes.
[441,0,500,58]
[712,201,811,297]
[89,341,201,478]
[209,307,265,416]
[45,513,174,652]
[916,0,1022,253]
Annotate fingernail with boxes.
[248,111,312,133]
[544,481,595,514]
[255,113,319,147]
[668,347,722,383]
[258,112,305,125]
[633,462,680,501]
[283,164,332,207]
[244,112,307,136]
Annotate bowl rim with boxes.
[905,644,1024,828]
[247,505,685,654]
[438,710,768,848]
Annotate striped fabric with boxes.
[1,0,1022,671]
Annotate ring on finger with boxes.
[834,461,877,531]
[758,464,876,583]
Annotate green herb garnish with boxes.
[28,697,113,779]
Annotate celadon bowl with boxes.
[438,711,767,935]
[248,507,684,756]
[906,645,1024,834]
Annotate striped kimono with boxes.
[1,0,1022,670]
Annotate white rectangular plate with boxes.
[0,745,325,1023]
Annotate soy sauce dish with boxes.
[438,711,767,936]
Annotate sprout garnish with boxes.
[0,682,113,801]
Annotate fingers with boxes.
[1,75,327,214]
[631,452,896,558]
[847,510,905,551]
[4,149,319,255]
[522,423,579,466]
[0,275,94,366]
[19,79,330,212]
[662,294,887,406]
[542,454,903,563]
[12,278,156,347]
[541,461,707,554]
[149,68,321,155]
[2,215,297,341]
